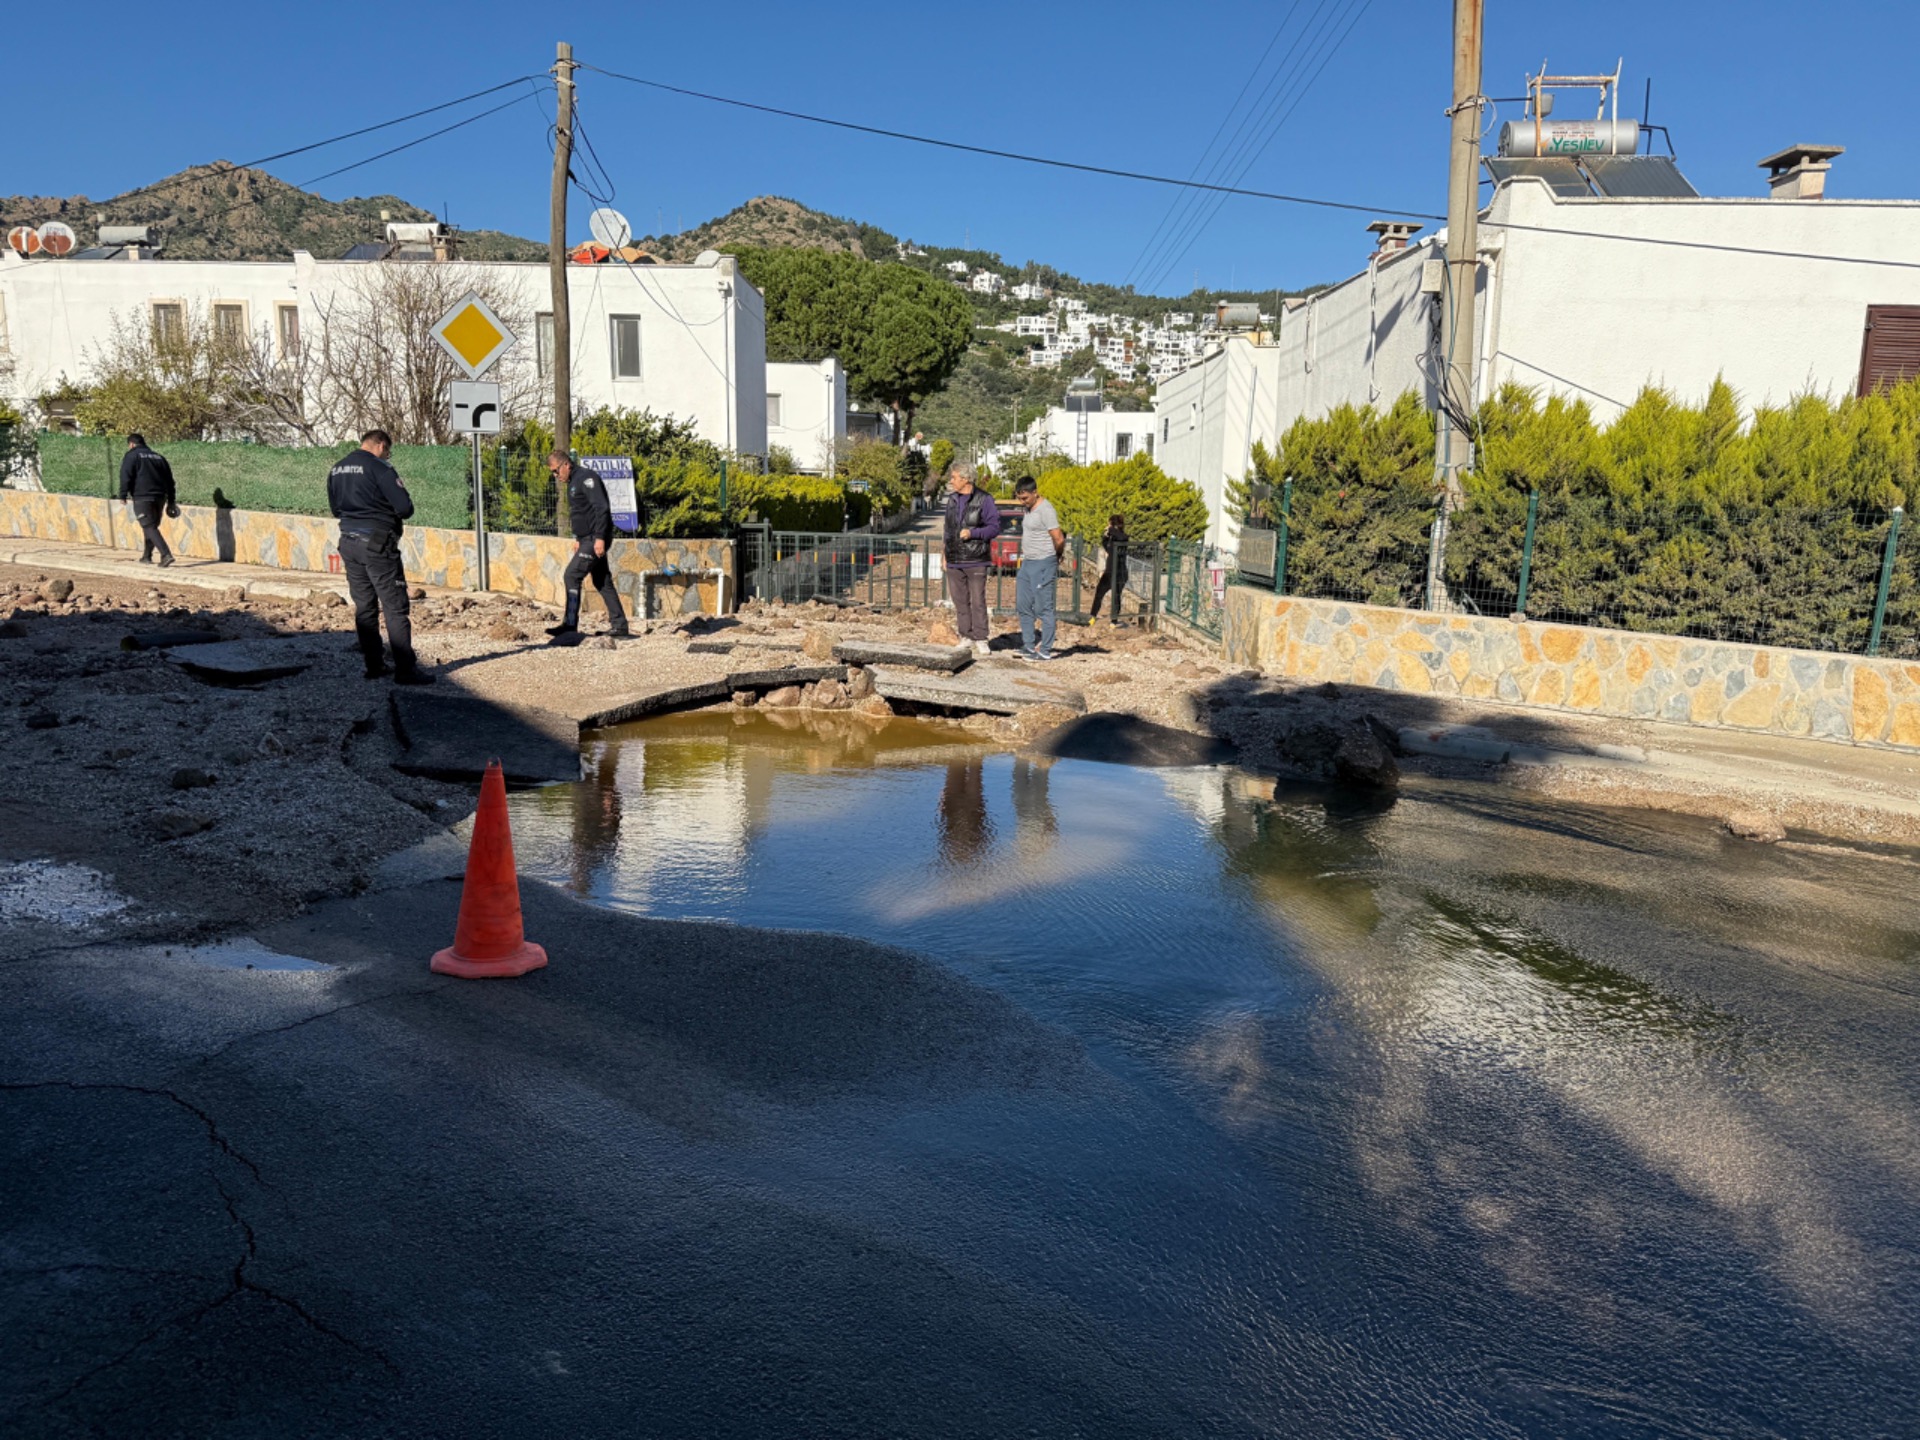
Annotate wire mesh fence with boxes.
[1243,487,1916,659]
[1164,538,1227,639]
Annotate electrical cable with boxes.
[577,61,1433,224]
[1141,0,1376,295]
[9,77,544,231]
[1129,0,1345,293]
[1120,0,1309,290]
[300,88,544,188]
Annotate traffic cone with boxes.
[431,760,549,979]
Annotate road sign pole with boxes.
[471,433,489,593]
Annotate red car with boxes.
[989,503,1027,573]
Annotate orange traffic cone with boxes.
[431,760,549,979]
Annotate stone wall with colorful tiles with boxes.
[0,490,735,615]
[1221,585,1920,751]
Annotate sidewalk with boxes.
[0,539,437,603]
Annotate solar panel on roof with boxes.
[1582,155,1700,199]
[1485,156,1592,197]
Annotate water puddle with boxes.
[495,710,1920,1430]
[0,860,132,929]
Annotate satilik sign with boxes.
[579,456,639,533]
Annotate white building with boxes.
[1010,281,1050,302]
[970,270,1006,296]
[1022,405,1159,466]
[764,358,847,473]
[0,231,768,457]
[944,259,971,276]
[1154,142,1920,554]
[1014,313,1057,339]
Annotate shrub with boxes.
[1029,454,1209,544]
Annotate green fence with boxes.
[1247,489,1917,660]
[1164,538,1225,639]
[26,433,474,531]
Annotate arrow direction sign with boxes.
[450,380,503,435]
[432,291,516,379]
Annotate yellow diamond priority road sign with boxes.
[431,292,516,379]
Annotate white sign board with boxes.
[579,455,640,532]
[449,381,503,435]
[431,292,516,379]
[909,550,946,581]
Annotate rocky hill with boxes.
[636,196,897,263]
[0,163,544,263]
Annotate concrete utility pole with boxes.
[1429,0,1483,606]
[550,40,576,533]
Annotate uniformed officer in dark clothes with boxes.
[327,428,434,685]
[118,433,179,566]
[545,450,630,641]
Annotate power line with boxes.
[300,88,543,188]
[577,59,1920,279]
[9,77,544,231]
[577,61,1434,225]
[1135,0,1358,294]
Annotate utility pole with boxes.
[1429,0,1483,606]
[549,40,576,534]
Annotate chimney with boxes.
[1366,220,1424,255]
[1759,144,1844,200]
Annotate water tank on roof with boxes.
[1498,118,1639,158]
[385,222,442,244]
[1216,302,1261,329]
[98,225,155,247]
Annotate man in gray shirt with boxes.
[1013,475,1065,660]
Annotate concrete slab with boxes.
[725,664,848,690]
[869,664,1085,716]
[578,682,733,729]
[833,640,973,673]
[685,639,737,655]
[121,630,223,652]
[387,690,580,785]
[165,636,333,684]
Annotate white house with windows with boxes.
[1021,405,1158,466]
[943,259,971,276]
[969,270,1006,296]
[1010,281,1049,302]
[764,357,847,473]
[1014,313,1058,339]
[0,234,767,456]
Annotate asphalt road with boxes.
[4,878,1155,1439]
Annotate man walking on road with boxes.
[118,434,178,567]
[546,452,630,643]
[327,429,434,685]
[1013,475,1065,661]
[942,461,1001,658]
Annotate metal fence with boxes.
[1243,483,1917,660]
[1163,539,1228,639]
[739,529,1158,621]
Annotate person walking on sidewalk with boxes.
[942,461,1001,658]
[1089,513,1129,624]
[327,429,434,685]
[545,452,630,643]
[1013,475,1065,660]
[118,434,179,567]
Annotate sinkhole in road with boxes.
[497,709,1920,1433]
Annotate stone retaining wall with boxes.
[0,490,734,615]
[1222,585,1920,750]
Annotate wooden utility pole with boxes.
[1429,0,1483,605]
[549,40,576,533]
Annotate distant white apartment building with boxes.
[1093,336,1135,374]
[943,259,971,276]
[765,358,847,473]
[1009,281,1050,302]
[0,228,769,457]
[1052,296,1088,315]
[1014,313,1058,339]
[969,270,1006,296]
[1164,312,1195,328]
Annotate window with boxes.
[610,315,642,379]
[151,301,185,348]
[275,303,300,359]
[212,302,247,348]
[535,312,554,379]
[1858,305,1920,395]
[766,393,783,428]
[1162,417,1170,444]
[1144,432,1155,458]
[1114,433,1133,460]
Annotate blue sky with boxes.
[10,1,1919,294]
